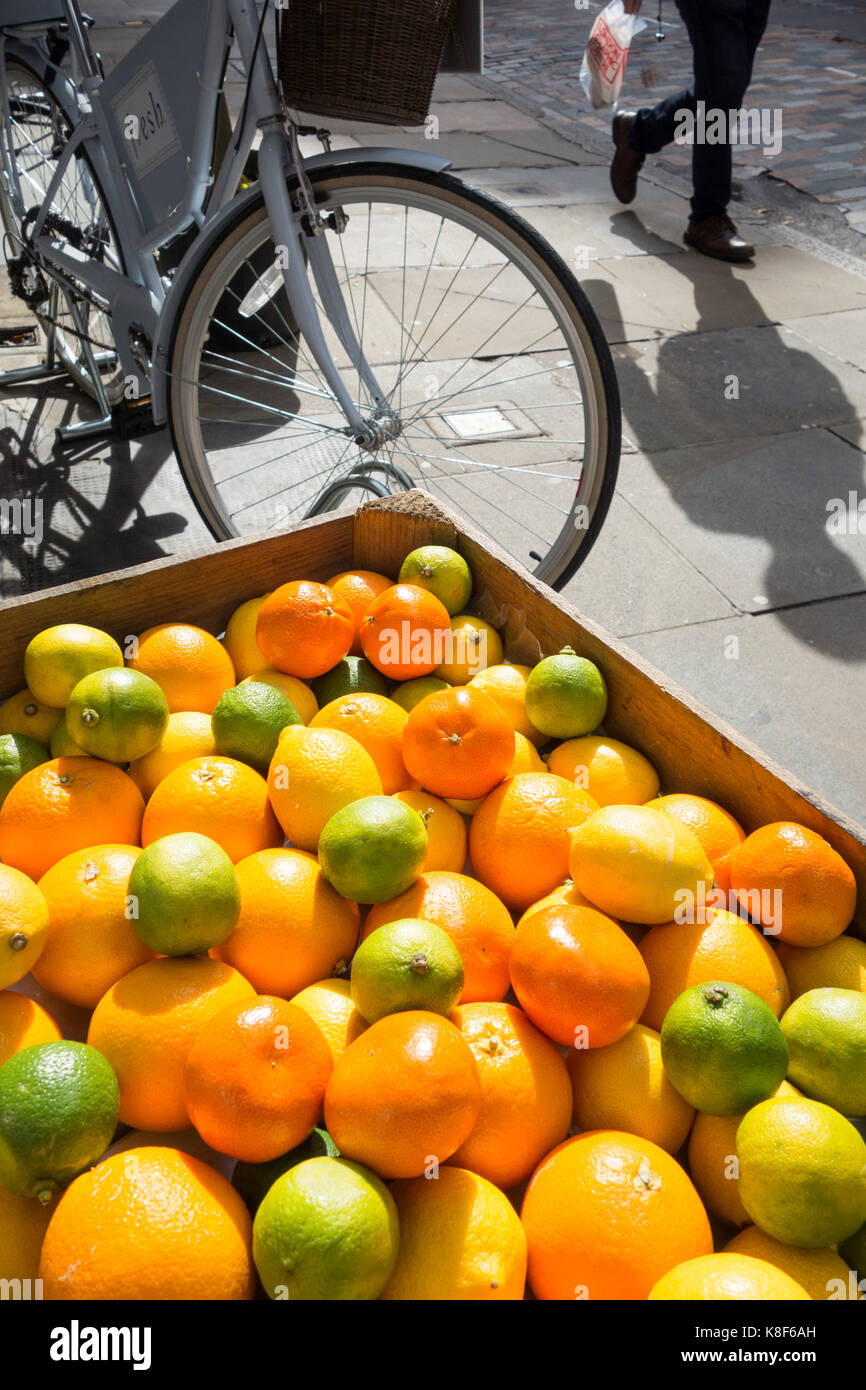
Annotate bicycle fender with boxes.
[149,145,452,424]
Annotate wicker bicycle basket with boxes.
[278,0,459,127]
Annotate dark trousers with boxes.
[630,0,772,221]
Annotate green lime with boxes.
[312,656,389,706]
[66,667,169,763]
[736,1096,866,1248]
[24,624,124,709]
[839,1219,866,1280]
[399,545,472,616]
[781,987,866,1117]
[211,680,300,774]
[127,832,241,955]
[350,918,464,1023]
[233,1127,340,1214]
[660,981,788,1116]
[0,1041,119,1202]
[524,647,607,739]
[0,733,48,807]
[49,720,89,759]
[253,1155,399,1300]
[318,795,427,904]
[391,675,451,713]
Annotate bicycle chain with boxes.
[6,212,117,353]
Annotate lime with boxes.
[391,676,450,713]
[318,795,427,904]
[24,624,123,708]
[399,545,472,616]
[840,1220,866,1280]
[66,667,169,763]
[525,647,607,739]
[49,720,89,759]
[253,1155,399,1300]
[350,918,464,1023]
[0,733,48,808]
[127,832,241,955]
[0,1041,119,1202]
[781,988,866,1117]
[660,981,788,1116]
[233,1127,340,1214]
[736,1096,866,1248]
[212,680,300,774]
[312,656,389,706]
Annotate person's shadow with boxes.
[581,211,866,663]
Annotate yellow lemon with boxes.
[393,789,468,872]
[268,724,382,852]
[289,978,367,1065]
[468,663,543,746]
[568,804,714,925]
[24,624,123,708]
[0,865,49,989]
[724,1227,859,1301]
[435,615,503,685]
[0,689,63,746]
[221,595,268,680]
[548,735,659,807]
[567,1022,694,1155]
[650,1253,811,1301]
[776,936,866,1001]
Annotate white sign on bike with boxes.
[110,63,182,179]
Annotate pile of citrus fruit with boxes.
[0,541,864,1302]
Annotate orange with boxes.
[637,908,790,1031]
[402,686,515,801]
[142,755,282,862]
[328,569,393,656]
[516,879,599,927]
[221,594,268,680]
[393,790,467,872]
[35,845,153,1008]
[324,1010,481,1179]
[290,978,368,1064]
[255,580,354,679]
[87,956,255,1131]
[469,772,599,913]
[128,623,236,714]
[566,1022,695,1155]
[510,902,651,1048]
[521,1131,713,1300]
[0,990,61,1068]
[728,822,856,946]
[549,736,659,808]
[362,870,515,1004]
[0,1183,58,1279]
[449,1002,572,1190]
[39,1147,255,1299]
[310,693,414,794]
[184,995,333,1162]
[686,1078,801,1228]
[359,583,452,681]
[127,711,217,800]
[0,757,144,880]
[647,792,746,893]
[445,730,545,816]
[468,663,545,746]
[212,848,359,997]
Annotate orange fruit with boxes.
[310,693,414,794]
[290,978,368,1065]
[516,878,599,927]
[402,686,515,801]
[328,570,393,656]
[445,730,545,817]
[87,956,255,1131]
[212,848,359,997]
[127,711,217,800]
[255,580,354,679]
[359,583,452,681]
[647,792,746,893]
[184,995,333,1162]
[34,845,154,1009]
[142,755,281,862]
[449,1002,572,1190]
[469,772,599,912]
[0,1183,58,1280]
[324,1010,481,1179]
[637,908,790,1031]
[728,822,856,946]
[39,1147,255,1299]
[0,757,144,880]
[521,1131,713,1300]
[0,990,61,1067]
[362,870,515,1004]
[566,1022,695,1155]
[549,736,659,808]
[393,790,467,873]
[510,902,651,1048]
[467,663,545,746]
[686,1078,801,1228]
[128,623,236,714]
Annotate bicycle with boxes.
[0,0,621,588]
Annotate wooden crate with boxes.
[2,489,864,938]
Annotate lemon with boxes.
[435,614,503,685]
[49,721,89,759]
[268,725,383,851]
[548,735,659,806]
[840,1221,866,1280]
[127,710,216,799]
[128,832,241,956]
[724,1227,857,1301]
[212,681,300,774]
[243,669,319,724]
[524,647,607,739]
[318,796,427,904]
[24,624,123,708]
[222,594,268,680]
[253,1155,399,1300]
[568,1021,694,1154]
[0,864,49,989]
[649,1253,810,1301]
[391,676,450,713]
[399,545,473,616]
[0,733,48,808]
[736,1096,866,1248]
[781,988,866,1116]
[0,1182,57,1278]
[312,655,389,706]
[661,981,788,1116]
[568,804,714,925]
[468,663,545,746]
[232,1127,339,1213]
[290,978,367,1065]
[0,688,63,745]
[776,937,866,1000]
[66,668,169,763]
[350,918,464,1023]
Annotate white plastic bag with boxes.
[579,0,647,110]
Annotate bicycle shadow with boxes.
[582,212,866,663]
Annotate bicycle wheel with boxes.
[0,54,125,404]
[168,163,620,587]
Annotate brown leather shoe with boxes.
[684,214,755,262]
[610,112,645,204]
